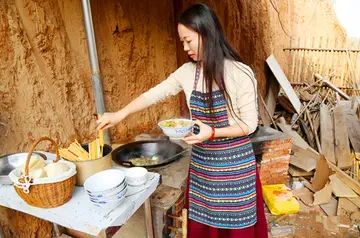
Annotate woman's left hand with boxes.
[182,120,213,144]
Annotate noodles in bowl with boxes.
[158,119,194,139]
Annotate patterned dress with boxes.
[188,63,258,229]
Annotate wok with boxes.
[112,140,188,168]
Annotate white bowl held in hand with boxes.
[125,167,148,186]
[158,119,194,139]
[84,169,125,193]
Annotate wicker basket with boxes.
[14,137,76,208]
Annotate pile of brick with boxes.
[257,138,293,185]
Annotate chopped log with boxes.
[330,174,357,198]
[299,119,316,149]
[320,103,336,164]
[333,106,352,169]
[288,165,314,177]
[314,74,350,100]
[290,145,319,172]
[278,95,297,113]
[305,107,322,153]
[265,73,280,119]
[327,161,360,196]
[339,100,360,158]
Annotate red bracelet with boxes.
[209,126,215,140]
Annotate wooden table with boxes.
[0,152,160,237]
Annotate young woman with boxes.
[97,3,268,238]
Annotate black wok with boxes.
[112,140,188,168]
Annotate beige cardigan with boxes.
[142,60,258,134]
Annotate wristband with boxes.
[209,126,215,140]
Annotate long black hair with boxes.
[179,3,256,128]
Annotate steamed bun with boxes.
[18,155,45,174]
[44,163,69,177]
[29,168,47,178]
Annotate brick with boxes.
[259,168,271,174]
[258,138,292,186]
[271,156,291,163]
[262,149,292,158]
[261,138,293,149]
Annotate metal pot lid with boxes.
[0,152,47,185]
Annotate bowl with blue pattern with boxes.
[158,119,194,139]
[89,192,127,209]
[89,184,128,202]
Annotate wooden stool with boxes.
[167,209,188,238]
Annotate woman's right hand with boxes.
[96,110,128,130]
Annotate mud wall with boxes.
[0,0,179,236]
[0,0,179,155]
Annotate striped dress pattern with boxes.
[188,63,257,229]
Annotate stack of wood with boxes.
[262,54,360,229]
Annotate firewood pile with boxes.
[263,54,360,236]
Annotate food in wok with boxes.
[129,157,158,166]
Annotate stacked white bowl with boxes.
[124,167,148,186]
[84,169,127,209]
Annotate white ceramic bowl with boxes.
[89,185,128,202]
[86,180,127,198]
[158,119,194,139]
[84,169,125,193]
[125,167,148,186]
[89,195,126,209]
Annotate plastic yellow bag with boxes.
[262,184,300,215]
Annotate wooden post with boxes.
[334,38,341,86]
[297,38,305,82]
[309,37,315,82]
[288,35,293,78]
[334,38,339,81]
[340,38,346,88]
[295,38,301,82]
[144,198,154,238]
[328,38,335,77]
[290,38,297,82]
[182,209,188,238]
[303,37,310,81]
[318,36,324,76]
[347,39,360,90]
[315,37,322,78]
[167,208,188,238]
[344,39,351,88]
[356,39,360,86]
[321,37,330,76]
